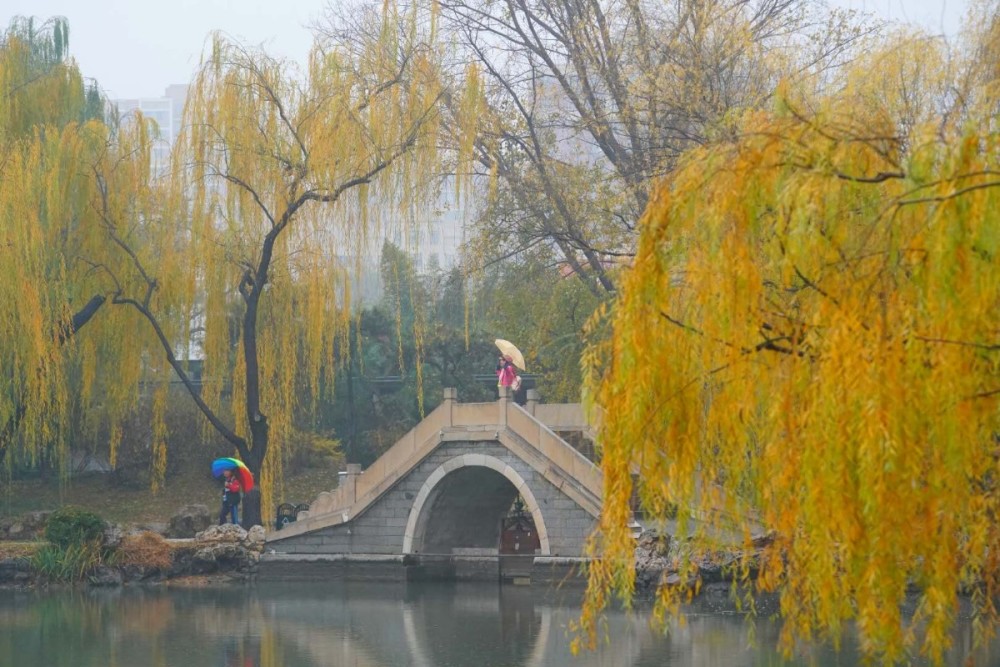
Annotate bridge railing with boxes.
[353,398,454,502]
[505,401,603,501]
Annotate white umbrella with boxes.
[495,339,526,370]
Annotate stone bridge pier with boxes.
[262,388,605,583]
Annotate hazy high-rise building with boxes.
[391,198,468,274]
[112,85,188,173]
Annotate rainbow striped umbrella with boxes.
[211,457,254,492]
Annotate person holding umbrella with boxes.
[212,458,255,526]
[496,354,517,388]
[495,339,525,392]
[219,470,242,525]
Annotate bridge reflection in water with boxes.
[2,582,998,666]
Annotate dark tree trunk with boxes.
[241,488,262,529]
[241,296,269,480]
[239,296,266,529]
[61,294,107,342]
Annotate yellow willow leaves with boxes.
[0,112,141,470]
[3,16,199,485]
[4,9,466,512]
[146,5,457,515]
[150,383,169,494]
[454,62,483,200]
[0,23,88,141]
[581,38,1000,667]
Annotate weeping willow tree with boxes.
[0,16,103,141]
[0,16,121,471]
[581,10,1000,666]
[91,3,463,514]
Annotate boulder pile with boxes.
[632,529,776,598]
[170,524,266,580]
[0,511,52,541]
[0,522,267,588]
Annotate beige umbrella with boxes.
[495,339,526,370]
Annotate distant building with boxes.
[163,84,189,139]
[388,198,468,274]
[112,85,188,174]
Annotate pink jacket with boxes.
[497,363,517,387]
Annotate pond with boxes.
[0,581,996,666]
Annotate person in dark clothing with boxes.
[219,469,242,525]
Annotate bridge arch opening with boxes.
[403,454,551,556]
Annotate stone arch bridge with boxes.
[263,388,611,581]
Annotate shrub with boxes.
[116,532,173,570]
[44,507,106,549]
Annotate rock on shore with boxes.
[165,504,213,538]
[0,511,52,541]
[634,530,672,592]
[633,529,774,597]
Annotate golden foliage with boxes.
[0,18,151,472]
[2,7,464,521]
[0,18,91,141]
[582,27,1000,665]
[97,3,457,515]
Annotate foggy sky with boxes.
[4,0,330,98]
[3,0,973,100]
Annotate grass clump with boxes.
[31,542,107,582]
[116,531,173,570]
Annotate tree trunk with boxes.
[241,288,269,479]
[241,488,262,529]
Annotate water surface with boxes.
[0,581,996,666]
